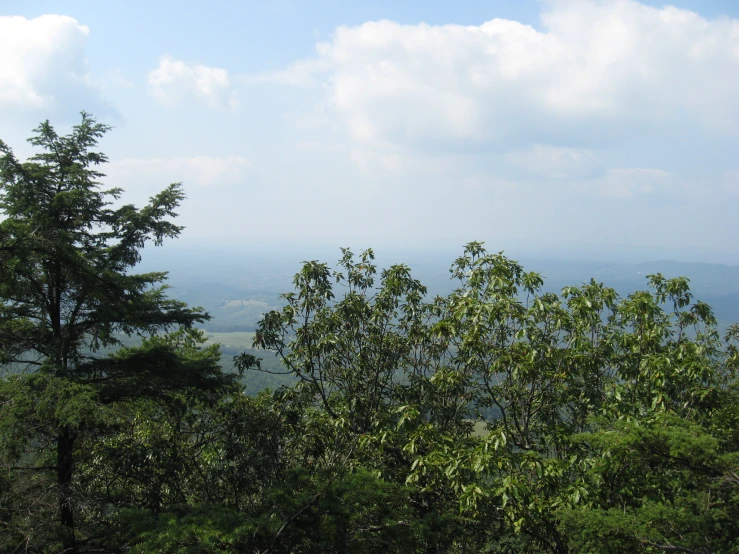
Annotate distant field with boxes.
[203,331,256,349]
[472,421,489,437]
[222,299,269,309]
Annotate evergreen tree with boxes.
[0,113,230,552]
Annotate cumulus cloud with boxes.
[266,0,739,153]
[106,156,251,191]
[148,56,238,110]
[0,15,108,113]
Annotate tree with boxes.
[0,113,231,552]
[242,248,504,552]
[242,244,739,553]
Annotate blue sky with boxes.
[2,0,739,262]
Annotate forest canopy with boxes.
[1,115,738,553]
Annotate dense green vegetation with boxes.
[2,116,738,553]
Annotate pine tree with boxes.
[0,113,231,552]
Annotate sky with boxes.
[2,0,739,263]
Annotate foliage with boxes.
[2,114,738,553]
[0,115,232,553]
[240,243,739,553]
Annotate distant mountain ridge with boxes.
[138,246,739,331]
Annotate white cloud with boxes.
[148,56,238,110]
[106,156,251,192]
[0,15,107,112]
[251,58,331,87]
[723,170,739,194]
[101,68,134,90]
[268,0,739,154]
[590,168,676,198]
[505,145,604,180]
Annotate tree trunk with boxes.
[57,427,77,553]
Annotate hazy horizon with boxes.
[141,235,739,267]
